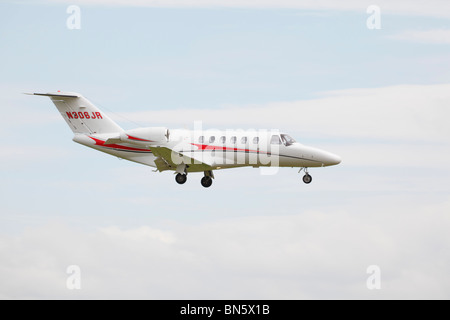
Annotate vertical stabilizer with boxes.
[29,92,123,134]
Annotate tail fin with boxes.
[29,92,123,134]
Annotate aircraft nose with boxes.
[324,152,341,166]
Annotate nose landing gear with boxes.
[302,174,312,184]
[299,168,312,184]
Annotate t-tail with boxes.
[27,92,123,134]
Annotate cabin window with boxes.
[231,136,237,144]
[241,137,248,144]
[209,136,215,144]
[199,136,205,144]
[253,137,259,144]
[220,136,226,144]
[270,135,282,145]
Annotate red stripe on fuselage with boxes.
[89,137,152,152]
[126,135,154,142]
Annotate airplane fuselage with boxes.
[31,92,341,188]
[73,128,341,172]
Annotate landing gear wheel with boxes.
[201,176,213,188]
[303,174,312,184]
[175,173,187,185]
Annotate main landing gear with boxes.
[175,171,214,188]
[201,176,213,188]
[175,173,187,185]
[299,168,312,184]
[201,170,214,188]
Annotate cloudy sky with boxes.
[1,0,450,299]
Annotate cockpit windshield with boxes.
[280,134,296,146]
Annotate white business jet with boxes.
[29,92,341,188]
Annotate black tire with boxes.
[201,176,213,188]
[175,173,187,185]
[303,174,312,184]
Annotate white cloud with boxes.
[0,85,61,135]
[118,84,450,144]
[1,202,450,299]
[100,225,176,244]
[0,145,73,164]
[37,0,450,18]
[326,143,450,168]
[388,29,450,44]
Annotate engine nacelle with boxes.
[121,127,169,144]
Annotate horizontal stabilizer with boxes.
[25,92,81,98]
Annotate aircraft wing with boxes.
[151,146,214,172]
